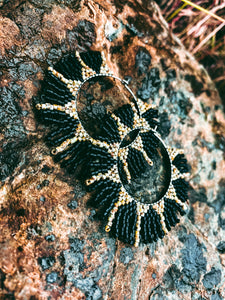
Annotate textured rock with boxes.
[0,0,225,299]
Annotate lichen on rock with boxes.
[0,0,225,299]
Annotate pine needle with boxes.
[181,0,225,24]
[192,22,225,54]
[166,3,187,22]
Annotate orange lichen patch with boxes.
[138,261,159,295]
[60,287,86,300]
[0,241,18,276]
[0,17,21,56]
[192,202,214,230]
[102,242,134,299]
[18,78,42,133]
[20,75,43,104]
[0,140,89,298]
[4,272,49,300]
[82,239,110,272]
[1,144,74,231]
[0,238,48,300]
[41,6,79,43]
[110,268,133,299]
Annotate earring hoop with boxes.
[36,50,189,247]
[86,123,188,247]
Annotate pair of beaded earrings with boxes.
[36,50,189,247]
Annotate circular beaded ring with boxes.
[35,50,189,247]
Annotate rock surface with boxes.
[0,0,225,299]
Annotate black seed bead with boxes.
[120,204,131,241]
[142,108,159,128]
[155,215,163,240]
[120,206,130,239]
[89,145,116,163]
[168,210,178,227]
[46,122,77,140]
[121,206,132,242]
[171,199,185,215]
[102,195,120,218]
[125,204,133,241]
[40,71,74,106]
[163,198,181,229]
[126,148,144,178]
[101,116,121,142]
[53,142,80,162]
[145,207,164,243]
[164,197,186,216]
[172,178,189,202]
[64,155,86,173]
[39,109,75,125]
[43,88,66,104]
[54,142,91,176]
[140,215,149,244]
[87,178,120,192]
[117,159,128,184]
[157,222,165,239]
[46,130,75,147]
[46,74,69,94]
[46,123,78,147]
[111,208,119,236]
[60,142,89,168]
[163,208,172,231]
[167,209,179,226]
[179,207,186,216]
[146,213,155,242]
[152,218,159,241]
[99,187,119,207]
[127,147,149,179]
[127,203,137,245]
[80,51,103,74]
[113,104,134,128]
[144,217,149,243]
[88,166,112,177]
[117,202,136,245]
[93,115,121,143]
[89,159,114,169]
[110,203,134,243]
[67,150,91,174]
[115,208,123,237]
[141,131,159,147]
[172,154,189,173]
[54,53,83,81]
[43,85,72,104]
[141,132,159,157]
[90,185,116,207]
[142,211,150,243]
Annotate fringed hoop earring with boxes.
[86,123,189,247]
[35,50,189,247]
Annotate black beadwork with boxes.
[36,50,189,247]
[172,153,189,174]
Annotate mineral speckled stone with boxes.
[38,256,56,271]
[67,199,78,210]
[216,241,225,254]
[45,234,56,242]
[119,247,134,264]
[0,0,225,299]
[202,267,222,290]
[181,234,207,283]
[46,271,59,284]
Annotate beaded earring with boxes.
[36,50,189,246]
